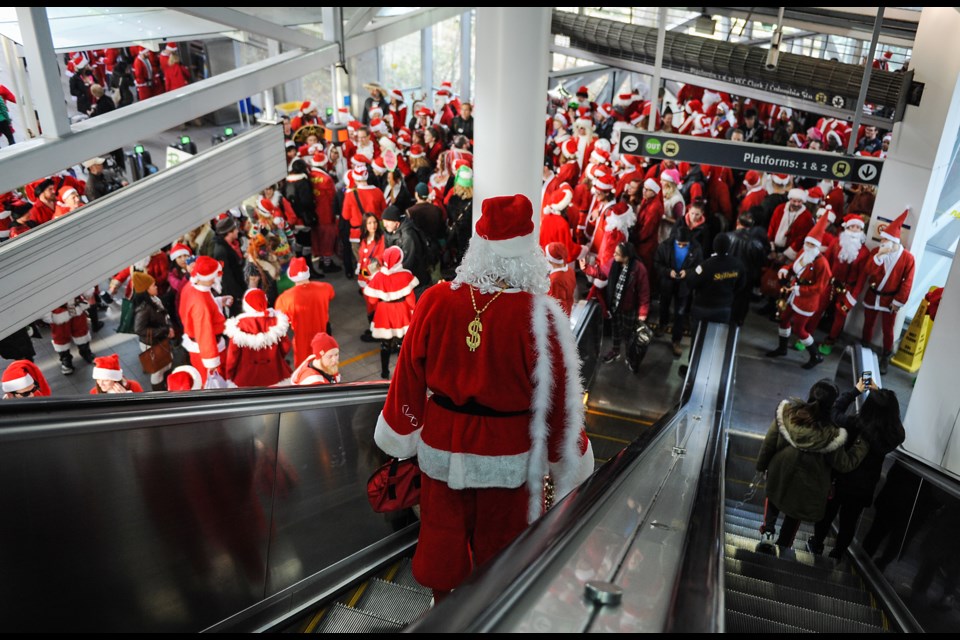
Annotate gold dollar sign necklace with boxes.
[466,286,505,352]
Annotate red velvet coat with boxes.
[223,310,293,387]
[856,247,915,312]
[179,281,227,369]
[822,240,869,309]
[784,253,832,317]
[767,203,814,259]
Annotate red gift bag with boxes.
[367,457,421,513]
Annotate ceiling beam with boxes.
[344,7,382,38]
[344,6,470,58]
[168,7,327,50]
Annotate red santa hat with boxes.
[191,255,222,280]
[743,170,762,187]
[475,194,535,258]
[770,173,791,186]
[880,208,909,243]
[544,183,574,214]
[309,150,327,168]
[92,354,124,381]
[288,256,310,282]
[347,120,362,132]
[311,332,339,357]
[167,365,202,391]
[2,360,50,397]
[408,144,426,159]
[58,186,78,203]
[660,168,682,185]
[300,100,316,115]
[619,154,640,171]
[368,106,384,120]
[803,211,831,248]
[842,214,865,229]
[590,147,611,166]
[806,186,824,204]
[883,51,893,60]
[643,178,661,194]
[614,92,634,108]
[576,85,590,97]
[597,103,614,119]
[415,106,433,118]
[554,111,571,129]
[628,109,644,127]
[352,153,371,167]
[788,188,806,202]
[685,99,703,114]
[397,129,412,147]
[380,245,404,272]
[789,133,806,147]
[371,156,388,175]
[257,197,279,217]
[163,42,178,53]
[72,54,88,70]
[169,243,192,260]
[369,117,388,135]
[561,137,579,159]
[390,88,404,102]
[436,80,454,97]
[816,204,836,223]
[592,167,615,191]
[351,167,368,183]
[545,242,568,265]
[242,288,268,315]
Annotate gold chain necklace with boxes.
[466,286,504,352]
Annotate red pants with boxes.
[311,223,338,260]
[862,308,897,352]
[779,306,814,346]
[413,474,531,592]
[804,289,833,337]
[50,307,90,352]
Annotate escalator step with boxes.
[725,545,862,587]
[726,609,815,633]
[724,506,818,536]
[356,578,434,625]
[725,533,838,570]
[724,520,834,549]
[726,590,886,633]
[725,499,763,514]
[725,558,870,605]
[725,573,882,624]
[390,557,432,594]
[315,603,402,633]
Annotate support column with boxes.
[16,7,71,139]
[473,7,550,232]
[421,25,433,97]
[459,10,472,103]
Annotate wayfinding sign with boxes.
[618,129,883,186]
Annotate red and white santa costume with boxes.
[224,289,293,387]
[290,100,319,132]
[275,257,336,367]
[583,200,636,292]
[364,246,418,340]
[543,138,581,204]
[306,150,339,266]
[341,167,388,247]
[357,227,386,312]
[578,166,617,248]
[634,178,665,278]
[48,296,92,359]
[546,243,577,315]
[291,332,342,385]
[166,365,203,391]
[539,183,583,261]
[776,214,833,351]
[810,215,870,346]
[573,109,599,177]
[374,194,594,594]
[89,354,144,394]
[133,48,159,101]
[2,360,51,399]
[178,256,228,384]
[767,188,815,260]
[854,209,915,354]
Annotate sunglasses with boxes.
[9,384,38,398]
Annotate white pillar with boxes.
[459,10,472,103]
[474,7,550,233]
[16,7,71,139]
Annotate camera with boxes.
[862,371,872,386]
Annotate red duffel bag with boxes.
[367,457,421,513]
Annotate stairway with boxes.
[301,557,433,633]
[723,433,892,633]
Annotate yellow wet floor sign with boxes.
[891,292,934,373]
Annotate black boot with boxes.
[151,381,167,391]
[765,336,789,357]
[879,350,892,375]
[78,343,96,364]
[88,305,104,333]
[380,342,392,379]
[802,341,824,369]
[59,351,75,375]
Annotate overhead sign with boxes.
[674,64,855,110]
[619,129,883,186]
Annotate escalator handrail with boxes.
[663,324,739,633]
[405,322,713,633]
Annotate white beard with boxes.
[212,277,223,295]
[837,230,864,263]
[794,247,819,274]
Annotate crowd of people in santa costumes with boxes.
[374,193,594,602]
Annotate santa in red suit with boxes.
[224,288,293,387]
[374,193,594,600]
[133,47,159,101]
[738,171,767,215]
[546,242,576,315]
[539,183,583,261]
[813,215,869,354]
[48,295,95,376]
[767,188,815,262]
[179,255,230,384]
[578,166,617,248]
[306,150,339,273]
[341,167,388,248]
[364,245,418,379]
[275,257,336,369]
[543,138,581,202]
[582,201,636,297]
[854,209,915,373]
[291,332,342,385]
[765,213,833,368]
[573,108,599,176]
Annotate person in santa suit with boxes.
[275,257,336,368]
[48,294,96,376]
[581,200,636,308]
[630,178,665,283]
[2,360,51,399]
[545,242,576,316]
[52,185,83,220]
[433,82,457,130]
[22,179,57,228]
[572,108,599,177]
[374,193,594,601]
[223,288,292,388]
[543,137,581,203]
[577,165,617,249]
[765,213,833,368]
[133,46,159,101]
[539,183,582,261]
[854,209,915,374]
[614,155,644,198]
[342,167,388,261]
[290,100,319,133]
[166,365,203,391]
[291,332,342,385]
[738,171,767,216]
[306,149,341,274]
[813,215,870,355]
[767,188,815,265]
[364,245,418,379]
[677,100,707,136]
[90,354,144,394]
[179,255,231,384]
[387,88,407,133]
[812,203,839,250]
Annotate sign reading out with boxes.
[618,129,883,186]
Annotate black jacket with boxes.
[211,235,246,316]
[725,228,766,281]
[687,253,746,322]
[384,217,432,288]
[284,174,316,227]
[654,238,703,298]
[133,294,172,345]
[451,115,473,140]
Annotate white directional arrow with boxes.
[621,134,640,153]
[858,163,878,182]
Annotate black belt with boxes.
[431,394,529,418]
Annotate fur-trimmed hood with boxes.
[224,311,290,350]
[776,399,847,453]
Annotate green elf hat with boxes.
[455,165,474,188]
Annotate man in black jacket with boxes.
[688,234,746,328]
[382,205,432,296]
[210,216,246,317]
[654,226,703,357]
[723,212,767,325]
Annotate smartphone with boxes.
[862,371,872,386]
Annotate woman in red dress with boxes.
[357,212,386,342]
[364,245,418,379]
